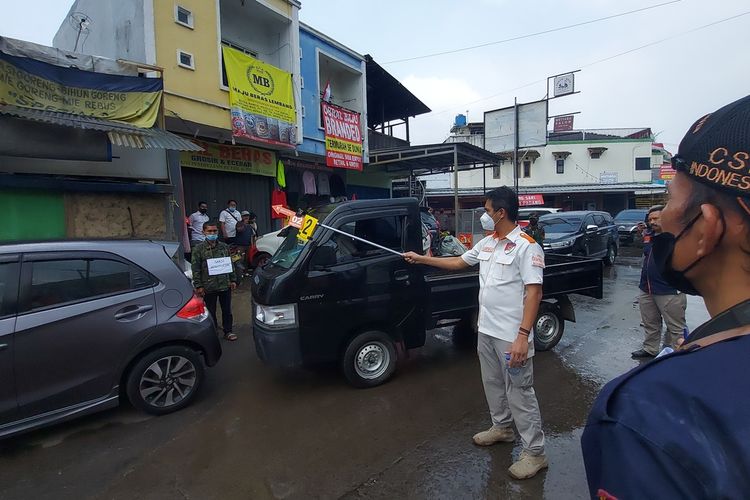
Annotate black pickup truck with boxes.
[251,199,603,387]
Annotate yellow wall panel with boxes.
[154,0,230,129]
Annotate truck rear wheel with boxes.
[534,303,565,351]
[342,331,397,388]
[604,244,617,266]
[453,314,478,349]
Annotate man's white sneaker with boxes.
[472,426,515,446]
[508,450,548,479]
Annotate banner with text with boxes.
[659,163,677,180]
[518,194,544,207]
[322,101,363,171]
[553,115,574,132]
[222,46,296,148]
[0,51,162,128]
[180,140,276,176]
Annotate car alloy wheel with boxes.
[139,355,197,408]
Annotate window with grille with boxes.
[175,6,193,28]
[556,158,565,174]
[177,50,194,69]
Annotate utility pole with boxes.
[513,97,519,194]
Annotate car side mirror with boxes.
[586,224,598,233]
[310,244,336,269]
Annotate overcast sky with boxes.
[2,0,748,152]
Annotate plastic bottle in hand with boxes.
[504,352,522,377]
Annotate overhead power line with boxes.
[383,0,682,64]
[427,10,750,118]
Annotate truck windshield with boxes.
[269,206,334,269]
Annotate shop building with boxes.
[277,23,367,212]
[54,0,302,235]
[0,37,199,242]
[426,120,666,214]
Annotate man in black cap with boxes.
[582,94,750,498]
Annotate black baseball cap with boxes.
[672,94,750,199]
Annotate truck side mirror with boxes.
[310,244,336,269]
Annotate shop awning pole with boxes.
[453,146,459,234]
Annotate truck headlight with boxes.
[547,238,576,249]
[255,303,298,328]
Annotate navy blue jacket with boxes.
[582,301,750,499]
[639,233,678,295]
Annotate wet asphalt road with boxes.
[0,248,710,500]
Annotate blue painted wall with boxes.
[298,26,364,157]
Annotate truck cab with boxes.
[252,199,426,385]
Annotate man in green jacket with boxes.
[192,221,238,341]
[524,214,545,246]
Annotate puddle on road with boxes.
[0,408,153,454]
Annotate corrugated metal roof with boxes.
[426,182,667,197]
[0,104,203,151]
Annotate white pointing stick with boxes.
[317,223,404,257]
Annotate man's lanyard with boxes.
[686,298,750,343]
[681,326,750,351]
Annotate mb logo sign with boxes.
[247,65,274,96]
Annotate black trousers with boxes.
[204,289,233,334]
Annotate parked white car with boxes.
[253,229,284,268]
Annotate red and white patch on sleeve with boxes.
[531,253,545,268]
[597,489,618,500]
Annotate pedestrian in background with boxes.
[247,211,259,243]
[631,205,687,358]
[234,210,256,249]
[219,199,241,244]
[404,187,548,479]
[187,201,210,248]
[582,94,750,498]
[524,214,545,245]
[192,221,238,341]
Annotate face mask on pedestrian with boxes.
[480,210,502,231]
[228,206,237,213]
[205,234,219,242]
[199,208,207,215]
[651,211,725,296]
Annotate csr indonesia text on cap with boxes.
[672,94,750,214]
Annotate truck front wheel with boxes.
[533,303,565,351]
[342,331,397,388]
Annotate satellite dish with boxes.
[69,12,92,33]
[68,12,93,52]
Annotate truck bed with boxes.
[424,253,603,321]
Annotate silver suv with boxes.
[0,240,221,439]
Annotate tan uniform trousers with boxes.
[639,291,688,355]
[477,333,545,455]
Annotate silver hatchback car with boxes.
[0,240,221,439]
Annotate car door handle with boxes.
[114,304,154,320]
[394,270,410,282]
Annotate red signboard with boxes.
[553,115,574,132]
[321,102,363,171]
[518,194,545,207]
[659,163,677,180]
[458,233,473,248]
